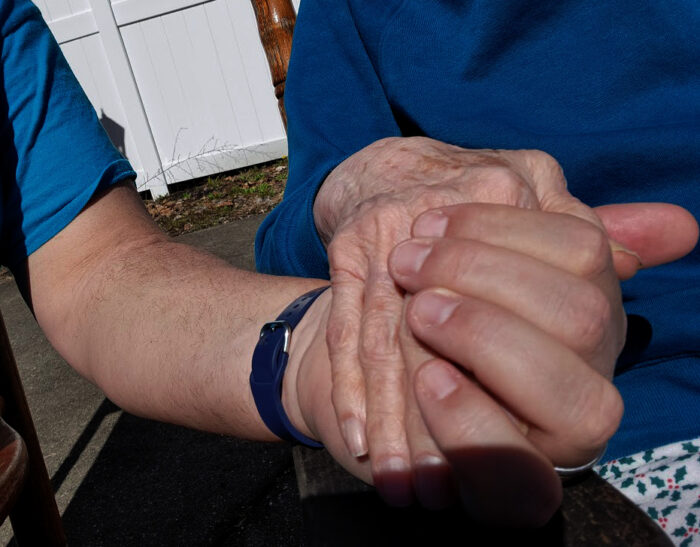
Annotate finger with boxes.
[411,202,698,280]
[398,298,456,509]
[411,204,621,280]
[406,289,624,466]
[594,202,699,268]
[359,267,414,506]
[409,204,625,326]
[390,237,623,371]
[326,268,369,458]
[414,358,561,526]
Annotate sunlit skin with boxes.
[312,136,698,512]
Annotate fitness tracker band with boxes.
[250,285,329,447]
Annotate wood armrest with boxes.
[0,415,28,523]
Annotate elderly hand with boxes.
[386,201,698,522]
[313,135,632,504]
[282,200,697,524]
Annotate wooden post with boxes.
[250,0,296,130]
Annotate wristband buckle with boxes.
[260,321,291,352]
[250,286,329,448]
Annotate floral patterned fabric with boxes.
[597,438,700,546]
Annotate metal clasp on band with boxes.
[259,321,292,353]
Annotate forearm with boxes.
[63,242,322,437]
[36,230,371,481]
[27,183,326,440]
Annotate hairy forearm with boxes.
[81,243,319,433]
[27,183,326,440]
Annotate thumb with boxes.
[594,203,699,280]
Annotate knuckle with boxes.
[373,136,404,149]
[359,312,400,366]
[331,199,413,245]
[565,380,624,449]
[570,285,613,353]
[526,149,563,172]
[328,243,368,282]
[411,184,458,212]
[523,149,566,184]
[573,224,612,278]
[472,166,532,206]
[326,316,358,353]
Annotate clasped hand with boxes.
[294,137,697,524]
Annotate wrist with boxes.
[281,288,331,442]
[313,137,423,246]
[313,169,354,247]
[250,285,329,446]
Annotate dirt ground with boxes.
[144,157,288,236]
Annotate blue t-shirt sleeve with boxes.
[254,0,401,278]
[0,0,136,268]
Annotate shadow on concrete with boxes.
[3,215,307,545]
[58,408,302,546]
[50,399,120,495]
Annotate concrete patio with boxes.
[0,215,304,546]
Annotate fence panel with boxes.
[33,0,289,197]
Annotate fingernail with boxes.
[392,241,432,275]
[374,456,413,507]
[412,289,459,327]
[414,210,448,237]
[609,239,643,267]
[419,360,459,400]
[341,416,368,458]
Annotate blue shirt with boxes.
[256,0,700,459]
[0,0,135,269]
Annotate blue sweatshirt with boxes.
[256,0,700,460]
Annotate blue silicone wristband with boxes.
[250,286,329,447]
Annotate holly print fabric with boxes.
[597,438,700,546]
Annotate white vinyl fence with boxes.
[33,0,297,197]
